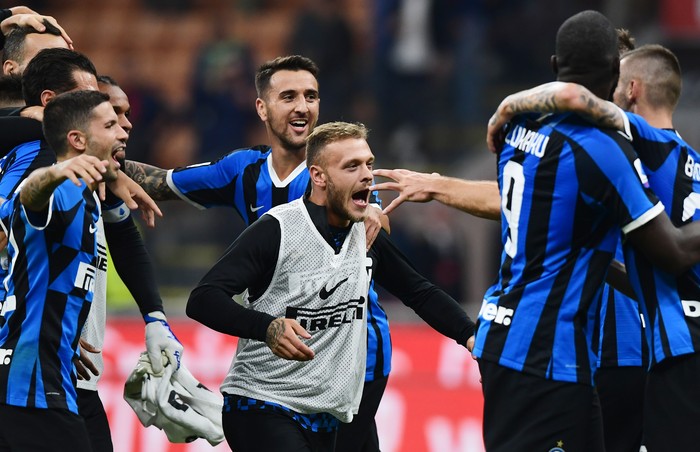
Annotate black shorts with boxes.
[222,396,337,452]
[594,366,645,452]
[335,376,388,452]
[645,352,700,451]
[479,360,604,452]
[0,404,92,452]
[77,388,113,452]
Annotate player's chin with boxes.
[103,168,120,183]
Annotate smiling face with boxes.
[84,101,128,182]
[256,69,319,153]
[315,138,374,227]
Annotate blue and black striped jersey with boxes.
[168,146,391,380]
[473,113,663,385]
[0,140,56,200]
[594,243,648,369]
[622,113,700,366]
[0,181,101,414]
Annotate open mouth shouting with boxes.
[112,145,126,168]
[351,188,370,209]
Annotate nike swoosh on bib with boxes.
[250,204,264,212]
[319,277,349,300]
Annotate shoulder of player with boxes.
[219,144,271,162]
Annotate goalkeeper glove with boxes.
[144,311,183,375]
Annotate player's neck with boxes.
[636,104,674,129]
[270,145,306,181]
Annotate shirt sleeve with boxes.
[576,128,664,235]
[167,150,255,210]
[371,230,475,346]
[186,215,281,341]
[0,142,56,201]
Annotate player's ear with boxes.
[550,55,558,76]
[628,79,640,103]
[308,164,326,188]
[41,89,57,107]
[67,130,87,152]
[255,98,267,122]
[2,59,19,75]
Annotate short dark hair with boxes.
[22,48,97,106]
[97,74,119,86]
[306,121,368,167]
[2,20,63,64]
[42,90,110,157]
[0,73,23,107]
[555,11,619,93]
[255,55,318,98]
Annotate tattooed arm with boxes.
[21,155,108,211]
[123,160,180,201]
[487,82,626,152]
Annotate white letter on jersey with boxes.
[682,300,700,318]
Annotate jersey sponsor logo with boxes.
[319,277,349,300]
[685,155,700,182]
[0,348,12,365]
[75,262,96,293]
[478,300,514,326]
[504,125,549,158]
[681,300,700,318]
[96,243,108,272]
[286,296,365,332]
[250,204,265,212]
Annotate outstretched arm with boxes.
[487,82,626,152]
[372,168,501,220]
[20,155,107,211]
[124,160,180,201]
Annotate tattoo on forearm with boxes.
[266,318,285,349]
[581,94,623,130]
[124,160,178,201]
[21,168,58,209]
[510,87,623,131]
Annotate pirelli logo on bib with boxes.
[75,262,96,293]
[286,297,366,332]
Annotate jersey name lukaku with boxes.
[221,199,370,423]
[622,113,700,366]
[0,182,100,413]
[473,113,663,384]
[168,146,391,380]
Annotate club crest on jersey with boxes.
[286,297,365,332]
[548,440,565,452]
[75,262,96,294]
